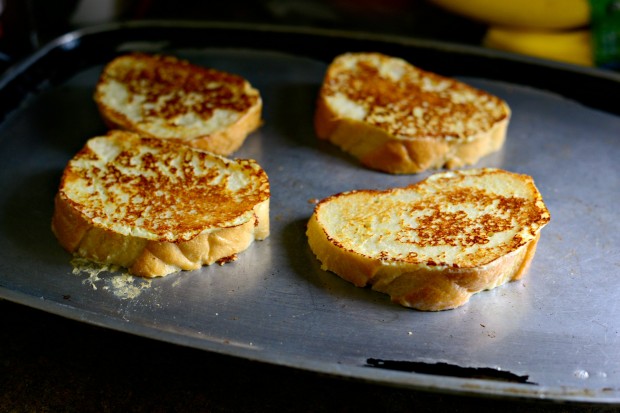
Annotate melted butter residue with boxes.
[70,258,152,299]
[106,274,152,299]
[71,258,111,290]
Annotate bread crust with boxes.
[51,131,270,278]
[315,52,510,174]
[306,168,549,311]
[98,95,263,156]
[53,193,269,277]
[94,53,262,156]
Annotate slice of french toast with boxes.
[52,130,270,277]
[306,168,550,311]
[315,52,511,174]
[94,53,262,155]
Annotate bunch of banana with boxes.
[428,0,594,66]
[483,27,593,66]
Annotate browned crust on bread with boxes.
[94,53,262,156]
[53,192,268,277]
[99,95,263,156]
[185,102,262,154]
[308,212,540,311]
[315,111,509,174]
[314,52,510,174]
[51,131,270,278]
[306,168,550,311]
[374,235,540,311]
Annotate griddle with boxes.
[1,21,619,403]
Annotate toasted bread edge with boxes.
[94,54,263,156]
[306,169,548,311]
[314,94,510,174]
[95,97,263,156]
[52,194,270,278]
[307,204,541,311]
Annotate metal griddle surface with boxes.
[0,23,619,403]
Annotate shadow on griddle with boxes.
[0,169,66,265]
[279,217,396,310]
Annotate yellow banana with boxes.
[483,26,593,66]
[428,0,590,30]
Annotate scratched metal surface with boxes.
[0,23,619,403]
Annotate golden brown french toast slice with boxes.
[52,130,270,277]
[306,168,550,311]
[315,52,511,174]
[94,53,262,155]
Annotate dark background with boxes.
[0,0,487,69]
